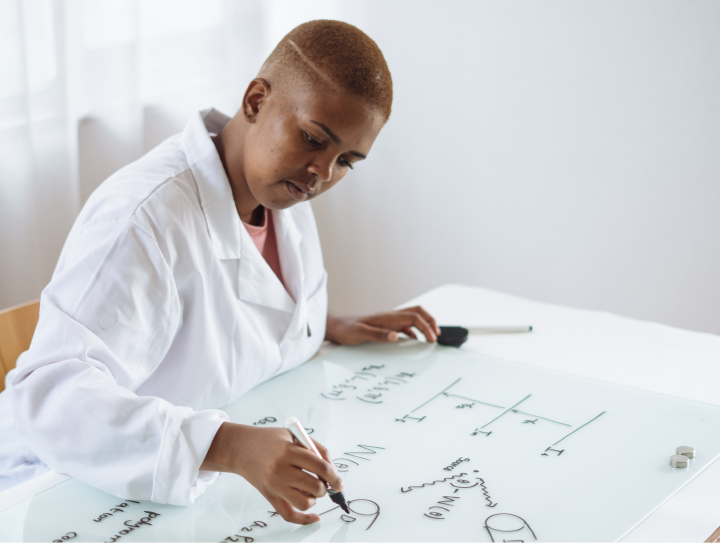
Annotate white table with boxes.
[2,284,719,541]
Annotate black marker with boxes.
[285,416,349,514]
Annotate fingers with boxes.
[406,306,441,336]
[286,487,318,511]
[285,466,328,498]
[312,438,332,464]
[291,445,344,491]
[271,497,320,525]
[362,306,439,342]
[357,322,398,343]
[311,438,345,491]
[327,307,440,346]
[393,311,438,342]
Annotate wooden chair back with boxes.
[0,300,40,393]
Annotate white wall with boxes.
[275,0,720,334]
[3,1,718,336]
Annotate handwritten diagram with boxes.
[540,411,606,456]
[408,473,496,521]
[394,376,607,457]
[400,462,510,537]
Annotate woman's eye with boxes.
[339,159,354,170]
[304,132,321,147]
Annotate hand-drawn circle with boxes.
[484,513,526,532]
[670,454,689,468]
[340,514,356,523]
[676,446,695,458]
[348,499,378,516]
[484,513,537,541]
[346,499,381,531]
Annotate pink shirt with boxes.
[242,207,285,288]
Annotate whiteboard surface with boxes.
[1,341,718,542]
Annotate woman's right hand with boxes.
[200,422,342,524]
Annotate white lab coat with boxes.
[0,108,328,505]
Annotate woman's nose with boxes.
[307,156,333,183]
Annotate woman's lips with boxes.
[284,180,311,201]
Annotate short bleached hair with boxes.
[260,20,393,121]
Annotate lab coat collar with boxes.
[236,209,304,316]
[183,108,243,260]
[236,216,296,314]
[183,109,305,315]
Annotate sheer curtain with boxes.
[0,0,268,310]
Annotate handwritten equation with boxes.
[332,444,384,474]
[219,500,381,542]
[321,364,417,404]
[398,458,535,541]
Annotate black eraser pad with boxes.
[437,326,469,347]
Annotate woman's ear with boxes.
[242,78,271,123]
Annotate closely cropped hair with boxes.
[260,20,393,121]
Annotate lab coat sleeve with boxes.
[10,219,229,505]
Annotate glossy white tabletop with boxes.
[1,284,718,541]
[398,284,720,542]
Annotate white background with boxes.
[306,1,720,334]
[1,0,719,334]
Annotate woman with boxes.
[0,20,439,525]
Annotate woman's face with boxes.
[237,79,385,212]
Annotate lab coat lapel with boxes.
[273,209,309,343]
[236,225,295,314]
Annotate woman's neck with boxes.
[212,127,262,225]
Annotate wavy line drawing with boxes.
[400,472,467,493]
[476,478,497,508]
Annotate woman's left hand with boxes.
[325,306,441,345]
